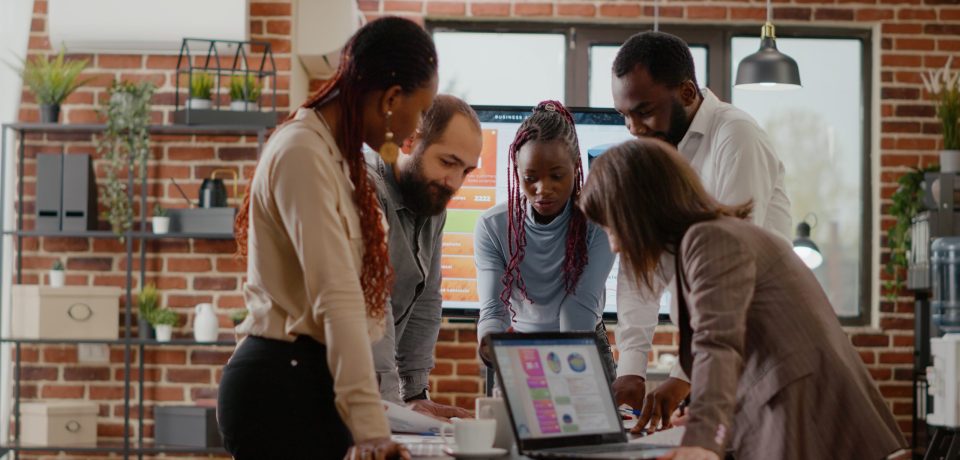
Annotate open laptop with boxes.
[489,332,673,459]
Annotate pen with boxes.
[619,408,641,416]
[678,397,690,416]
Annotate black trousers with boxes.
[217,335,353,459]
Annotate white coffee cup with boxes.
[476,397,514,450]
[441,418,496,453]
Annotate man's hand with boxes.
[612,375,646,411]
[407,399,473,420]
[657,447,719,460]
[634,377,690,434]
[478,334,494,366]
[344,438,410,460]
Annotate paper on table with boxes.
[384,400,452,434]
[629,426,685,447]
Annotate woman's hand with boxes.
[658,446,719,460]
[344,438,410,460]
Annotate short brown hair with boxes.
[415,94,480,151]
[578,138,752,290]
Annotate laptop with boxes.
[489,332,673,459]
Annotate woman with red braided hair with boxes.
[474,100,617,379]
[219,17,436,460]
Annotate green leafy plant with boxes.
[51,259,64,271]
[138,283,159,321]
[149,308,179,327]
[230,309,248,326]
[229,75,261,102]
[153,203,167,218]
[190,72,214,100]
[97,81,155,238]
[8,48,92,105]
[884,165,939,299]
[921,57,960,150]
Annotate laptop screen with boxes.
[491,334,624,442]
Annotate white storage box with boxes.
[12,286,121,340]
[20,401,98,446]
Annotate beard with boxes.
[396,153,455,217]
[663,98,692,146]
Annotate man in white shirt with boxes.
[609,31,792,433]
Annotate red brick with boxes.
[145,55,180,70]
[773,7,812,20]
[250,19,264,35]
[557,3,596,16]
[898,8,936,19]
[731,7,767,20]
[216,257,246,273]
[93,239,126,253]
[19,384,38,399]
[458,362,481,376]
[43,347,78,363]
[64,367,111,381]
[432,362,455,377]
[34,0,47,14]
[940,40,960,52]
[96,54,143,69]
[89,385,125,400]
[67,257,114,271]
[168,257,213,272]
[894,368,914,381]
[879,351,913,364]
[28,36,50,50]
[455,396,478,409]
[155,275,188,290]
[41,384,85,399]
[167,294,213,309]
[93,274,126,288]
[879,384,912,398]
[384,1,422,12]
[436,379,479,393]
[250,2,291,16]
[688,6,727,19]
[97,422,126,438]
[600,3,642,17]
[860,351,876,365]
[881,87,920,100]
[119,257,163,272]
[190,350,233,365]
[194,239,238,254]
[653,331,675,345]
[895,104,935,117]
[115,368,162,382]
[438,329,456,342]
[266,19,291,35]
[458,329,477,343]
[815,8,855,20]
[64,90,95,105]
[894,138,938,151]
[30,18,44,32]
[943,8,960,20]
[218,295,246,309]
[882,23,924,35]
[895,38,935,51]
[193,276,237,291]
[168,147,215,161]
[436,345,477,360]
[41,237,89,252]
[144,350,187,365]
[219,146,258,161]
[882,121,921,133]
[515,2,553,16]
[358,0,379,11]
[870,367,893,381]
[926,24,960,35]
[893,402,913,416]
[167,368,212,384]
[144,386,185,402]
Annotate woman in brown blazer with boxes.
[579,138,906,460]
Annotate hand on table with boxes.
[344,438,410,460]
[612,375,646,415]
[634,377,690,434]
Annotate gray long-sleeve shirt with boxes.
[366,152,445,403]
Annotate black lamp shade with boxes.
[735,37,802,91]
[792,221,822,269]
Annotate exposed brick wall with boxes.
[12,0,960,456]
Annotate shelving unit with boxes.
[0,122,268,459]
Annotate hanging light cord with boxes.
[654,0,660,32]
[763,0,775,38]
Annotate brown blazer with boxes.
[675,216,905,459]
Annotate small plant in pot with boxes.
[48,259,65,287]
[187,72,214,110]
[229,74,261,112]
[150,308,179,342]
[921,56,960,171]
[138,283,159,340]
[152,204,170,234]
[8,48,92,123]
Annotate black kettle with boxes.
[199,169,238,208]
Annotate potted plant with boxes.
[138,283,159,340]
[187,72,214,110]
[150,308,179,342]
[921,56,960,171]
[9,48,92,123]
[48,259,65,287]
[230,309,248,327]
[229,74,261,112]
[152,204,170,234]
[885,165,938,299]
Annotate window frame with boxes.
[427,20,874,326]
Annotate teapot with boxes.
[199,169,238,208]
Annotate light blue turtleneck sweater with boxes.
[474,200,616,341]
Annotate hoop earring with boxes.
[379,110,399,164]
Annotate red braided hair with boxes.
[500,100,589,319]
[235,17,437,320]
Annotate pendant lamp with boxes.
[735,0,801,90]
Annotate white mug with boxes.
[476,397,514,450]
[441,418,496,453]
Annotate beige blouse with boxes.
[236,107,390,441]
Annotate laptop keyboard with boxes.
[529,443,666,459]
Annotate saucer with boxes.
[441,445,508,459]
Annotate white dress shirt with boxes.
[615,88,792,380]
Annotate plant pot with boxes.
[155,324,173,342]
[48,270,65,287]
[138,317,154,340]
[941,150,960,174]
[39,104,60,123]
[187,98,212,110]
[230,100,256,112]
[153,216,170,234]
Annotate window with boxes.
[429,22,873,324]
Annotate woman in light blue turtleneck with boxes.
[474,100,616,379]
